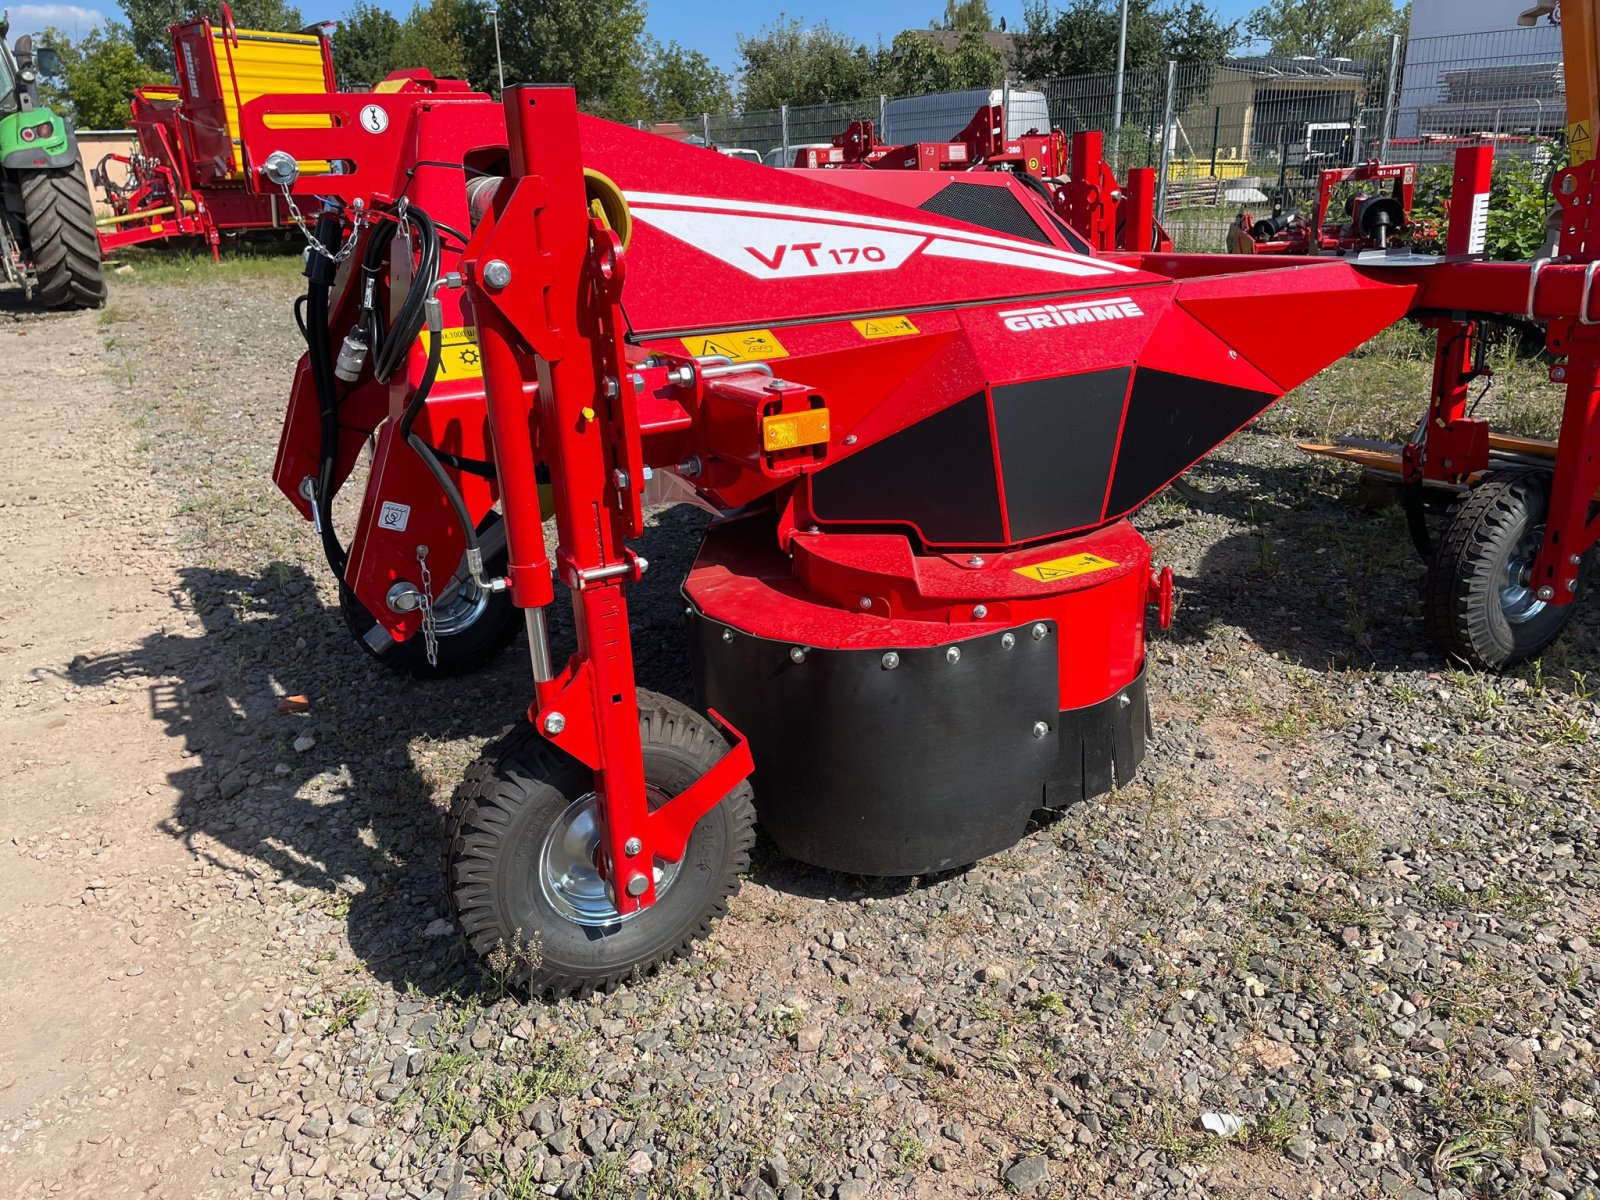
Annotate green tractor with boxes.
[0,14,105,308]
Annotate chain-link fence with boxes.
[639,23,1564,251]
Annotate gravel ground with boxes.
[20,257,1600,1199]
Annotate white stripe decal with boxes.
[626,189,1135,276]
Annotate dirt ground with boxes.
[1,260,1596,1200]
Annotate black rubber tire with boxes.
[20,167,106,310]
[445,692,756,999]
[1424,467,1586,671]
[338,540,519,680]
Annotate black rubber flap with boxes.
[1044,663,1151,807]
[810,391,1004,546]
[689,615,1060,876]
[1104,368,1276,518]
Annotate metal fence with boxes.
[639,24,1565,252]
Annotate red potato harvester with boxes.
[244,82,1600,996]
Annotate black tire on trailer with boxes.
[20,167,106,310]
[445,692,756,999]
[338,538,520,679]
[1424,467,1588,671]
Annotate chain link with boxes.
[282,185,363,265]
[416,545,439,668]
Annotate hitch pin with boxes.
[298,477,323,535]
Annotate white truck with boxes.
[882,87,1052,146]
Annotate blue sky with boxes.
[8,0,1266,73]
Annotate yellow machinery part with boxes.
[213,29,333,180]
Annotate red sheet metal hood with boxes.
[575,116,1167,337]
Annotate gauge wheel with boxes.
[1424,467,1587,671]
[338,535,519,679]
[444,691,756,999]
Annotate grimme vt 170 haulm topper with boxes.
[249,78,1599,995]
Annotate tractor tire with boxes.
[20,167,106,310]
[444,692,756,999]
[1423,467,1588,671]
[338,527,519,679]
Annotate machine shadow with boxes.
[62,503,937,998]
[1154,455,1600,673]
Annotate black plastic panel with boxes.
[689,613,1061,876]
[1044,663,1150,807]
[810,391,1005,545]
[993,369,1131,539]
[1104,369,1276,518]
[918,182,1052,245]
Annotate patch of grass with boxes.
[326,986,371,1032]
[1306,806,1380,876]
[407,1036,583,1153]
[110,243,304,286]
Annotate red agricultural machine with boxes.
[94,14,334,259]
[240,24,1600,994]
[1227,160,1423,255]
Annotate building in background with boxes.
[1397,0,1563,139]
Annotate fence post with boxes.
[1001,76,1011,137]
[1378,33,1401,163]
[781,105,790,161]
[1154,61,1177,223]
[1209,105,1220,177]
[1111,0,1130,167]
[702,113,710,146]
[879,93,887,140]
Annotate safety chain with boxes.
[282,185,364,265]
[416,545,439,667]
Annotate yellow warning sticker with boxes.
[681,329,790,362]
[419,326,483,378]
[852,315,920,340]
[1013,552,1119,583]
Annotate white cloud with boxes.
[6,4,108,36]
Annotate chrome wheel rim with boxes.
[430,577,493,637]
[1501,525,1548,625]
[538,789,681,927]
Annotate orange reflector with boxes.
[762,408,830,451]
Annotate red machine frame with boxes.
[1228,160,1422,256]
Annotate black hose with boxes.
[303,211,349,580]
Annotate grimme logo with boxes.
[1001,296,1143,332]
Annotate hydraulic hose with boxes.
[303,209,349,580]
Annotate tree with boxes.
[330,1,401,90]
[938,0,993,32]
[1245,0,1408,58]
[736,18,880,109]
[882,29,1003,95]
[485,0,647,117]
[392,0,471,82]
[119,0,305,71]
[30,24,166,129]
[640,39,732,120]
[1014,0,1236,80]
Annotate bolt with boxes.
[789,646,807,663]
[624,837,642,857]
[1537,585,1556,601]
[1118,693,1131,709]
[543,712,566,735]
[482,259,512,289]
[1001,632,1016,650]
[1031,622,1048,641]
[967,556,985,567]
[1572,555,1583,566]
[946,646,961,664]
[1552,365,1568,382]
[613,468,630,490]
[385,582,422,613]
[625,873,650,897]
[807,525,820,534]
[1568,579,1578,593]
[603,376,620,398]
[843,434,858,446]
[882,651,900,670]
[678,455,703,478]
[1031,721,1050,738]
[1442,459,1453,470]
[721,628,735,643]
[858,596,872,610]
[972,604,988,619]
[631,372,645,390]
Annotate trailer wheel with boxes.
[338,526,519,678]
[20,167,107,310]
[444,692,755,999]
[1424,467,1587,671]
